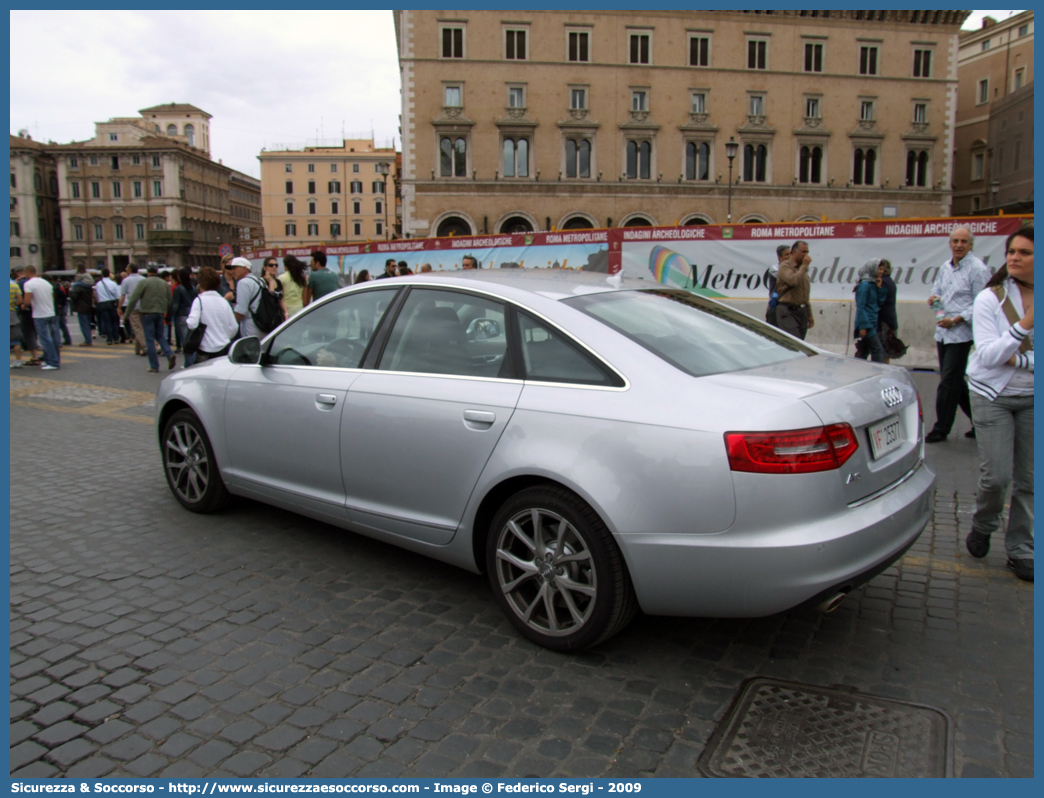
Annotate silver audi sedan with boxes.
[156,270,934,651]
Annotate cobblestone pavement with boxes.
[9,345,1033,778]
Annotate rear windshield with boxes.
[564,289,815,377]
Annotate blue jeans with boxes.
[34,316,60,367]
[77,313,92,344]
[141,312,173,370]
[970,392,1034,560]
[174,316,195,366]
[57,312,72,346]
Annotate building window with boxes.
[110,155,119,169]
[89,155,98,166]
[626,140,652,179]
[152,156,161,168]
[804,42,823,72]
[853,148,877,185]
[1018,24,1029,37]
[568,30,589,62]
[352,164,360,173]
[743,144,767,182]
[859,45,879,75]
[285,163,293,173]
[440,137,468,177]
[286,201,294,214]
[330,163,338,173]
[91,182,101,198]
[805,97,820,119]
[972,152,985,181]
[798,145,823,184]
[308,200,317,214]
[154,221,164,231]
[112,182,122,198]
[571,88,587,109]
[285,180,293,194]
[331,222,341,237]
[93,224,103,240]
[629,32,650,64]
[307,163,315,173]
[114,224,124,240]
[912,49,932,78]
[982,39,991,51]
[353,221,362,236]
[565,138,591,179]
[153,180,162,197]
[748,95,765,116]
[10,246,21,257]
[376,221,384,235]
[329,180,341,194]
[33,171,42,190]
[689,35,710,67]
[906,150,929,187]
[685,141,710,181]
[308,180,316,194]
[11,220,20,236]
[444,85,462,107]
[860,100,875,121]
[1014,68,1025,90]
[353,200,361,214]
[977,78,989,104]
[505,28,527,60]
[747,39,767,70]
[69,156,78,168]
[441,26,464,58]
[351,180,363,194]
[508,86,525,108]
[9,173,14,188]
[184,124,195,147]
[285,222,297,236]
[308,223,319,236]
[71,182,80,199]
[972,196,981,212]
[376,200,383,214]
[167,124,177,136]
[74,224,83,241]
[372,180,386,194]
[133,181,142,198]
[135,223,145,239]
[632,90,648,112]
[503,138,530,178]
[691,92,706,113]
[109,133,118,142]
[913,103,927,124]
[131,155,140,166]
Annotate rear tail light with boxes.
[725,424,859,474]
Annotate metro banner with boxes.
[243,216,1030,302]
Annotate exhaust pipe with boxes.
[814,591,847,613]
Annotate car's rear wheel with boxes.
[162,409,231,513]
[486,486,637,651]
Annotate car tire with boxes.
[486,485,637,651]
[161,409,231,514]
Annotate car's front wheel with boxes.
[486,486,637,651]
[162,409,231,514]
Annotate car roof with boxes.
[365,269,654,302]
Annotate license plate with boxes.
[868,415,903,459]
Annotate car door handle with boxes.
[316,393,337,406]
[463,409,495,426]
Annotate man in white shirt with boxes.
[118,264,146,355]
[20,266,60,370]
[231,257,263,339]
[94,267,122,345]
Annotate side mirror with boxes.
[229,336,261,364]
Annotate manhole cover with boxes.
[698,678,952,778]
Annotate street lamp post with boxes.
[376,162,390,240]
[725,137,739,224]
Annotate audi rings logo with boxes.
[881,386,903,408]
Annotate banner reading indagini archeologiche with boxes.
[243,215,1031,302]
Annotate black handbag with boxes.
[183,298,207,355]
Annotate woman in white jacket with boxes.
[185,267,240,364]
[964,225,1034,582]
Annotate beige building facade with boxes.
[229,169,263,249]
[395,9,968,237]
[10,133,64,272]
[953,11,1033,215]
[257,140,397,250]
[52,104,234,271]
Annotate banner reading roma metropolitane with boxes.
[243,215,1031,302]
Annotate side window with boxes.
[518,312,619,386]
[379,289,508,378]
[265,288,397,368]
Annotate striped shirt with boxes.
[931,253,991,344]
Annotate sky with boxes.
[9,9,1026,180]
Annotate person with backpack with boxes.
[230,257,284,339]
[69,268,96,345]
[185,267,239,364]
[964,225,1034,582]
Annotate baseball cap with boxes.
[231,257,252,269]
